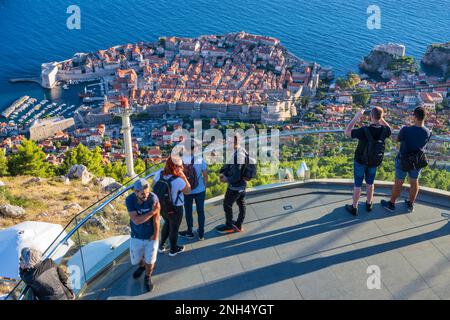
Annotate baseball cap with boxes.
[133,178,150,191]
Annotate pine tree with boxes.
[62,144,105,176]
[8,139,49,177]
[134,158,146,175]
[0,148,9,176]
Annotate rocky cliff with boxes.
[360,50,394,75]
[359,49,418,79]
[422,42,450,76]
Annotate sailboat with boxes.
[78,86,94,98]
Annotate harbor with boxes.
[0,79,105,131]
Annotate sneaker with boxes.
[215,224,236,234]
[144,276,154,292]
[168,245,185,257]
[232,222,243,232]
[345,204,358,216]
[405,200,414,213]
[365,202,373,212]
[198,235,205,241]
[179,230,195,239]
[381,199,396,212]
[132,266,145,279]
[158,244,168,254]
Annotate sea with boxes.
[0,0,449,111]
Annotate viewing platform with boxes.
[79,180,450,300]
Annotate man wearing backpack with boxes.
[179,140,208,240]
[125,178,160,292]
[344,107,391,216]
[381,106,431,213]
[216,134,256,233]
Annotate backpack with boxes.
[241,151,257,181]
[152,173,180,215]
[361,126,389,167]
[183,156,199,190]
[400,131,432,171]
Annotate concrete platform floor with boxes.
[80,182,450,300]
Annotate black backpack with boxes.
[361,126,389,167]
[183,156,199,190]
[152,173,180,215]
[400,131,432,171]
[241,151,257,181]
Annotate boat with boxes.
[78,86,95,98]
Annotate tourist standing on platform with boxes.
[179,140,208,241]
[344,107,391,216]
[216,134,256,233]
[125,178,160,292]
[153,156,191,256]
[19,247,75,300]
[381,106,431,213]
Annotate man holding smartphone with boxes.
[344,107,391,216]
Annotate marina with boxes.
[2,96,80,129]
[0,79,103,130]
[2,96,30,118]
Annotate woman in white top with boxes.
[153,156,191,256]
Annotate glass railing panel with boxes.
[4,167,157,300]
[4,217,80,300]
[69,190,132,293]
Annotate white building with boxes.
[41,62,59,88]
[337,93,353,104]
[374,43,406,58]
[29,116,75,141]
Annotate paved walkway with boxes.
[81,182,450,300]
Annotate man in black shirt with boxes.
[381,106,431,213]
[344,107,391,216]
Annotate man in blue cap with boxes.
[125,178,160,292]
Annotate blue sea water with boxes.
[0,0,449,111]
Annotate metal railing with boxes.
[5,166,160,300]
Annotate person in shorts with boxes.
[381,106,431,213]
[344,107,391,216]
[125,178,160,292]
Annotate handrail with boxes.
[6,128,448,299]
[40,165,160,258]
[45,169,159,259]
[5,165,159,300]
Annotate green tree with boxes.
[8,139,49,177]
[134,158,146,175]
[336,73,361,89]
[352,88,371,107]
[89,147,106,176]
[347,73,361,88]
[104,161,127,183]
[301,135,317,146]
[0,149,9,176]
[62,144,105,176]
